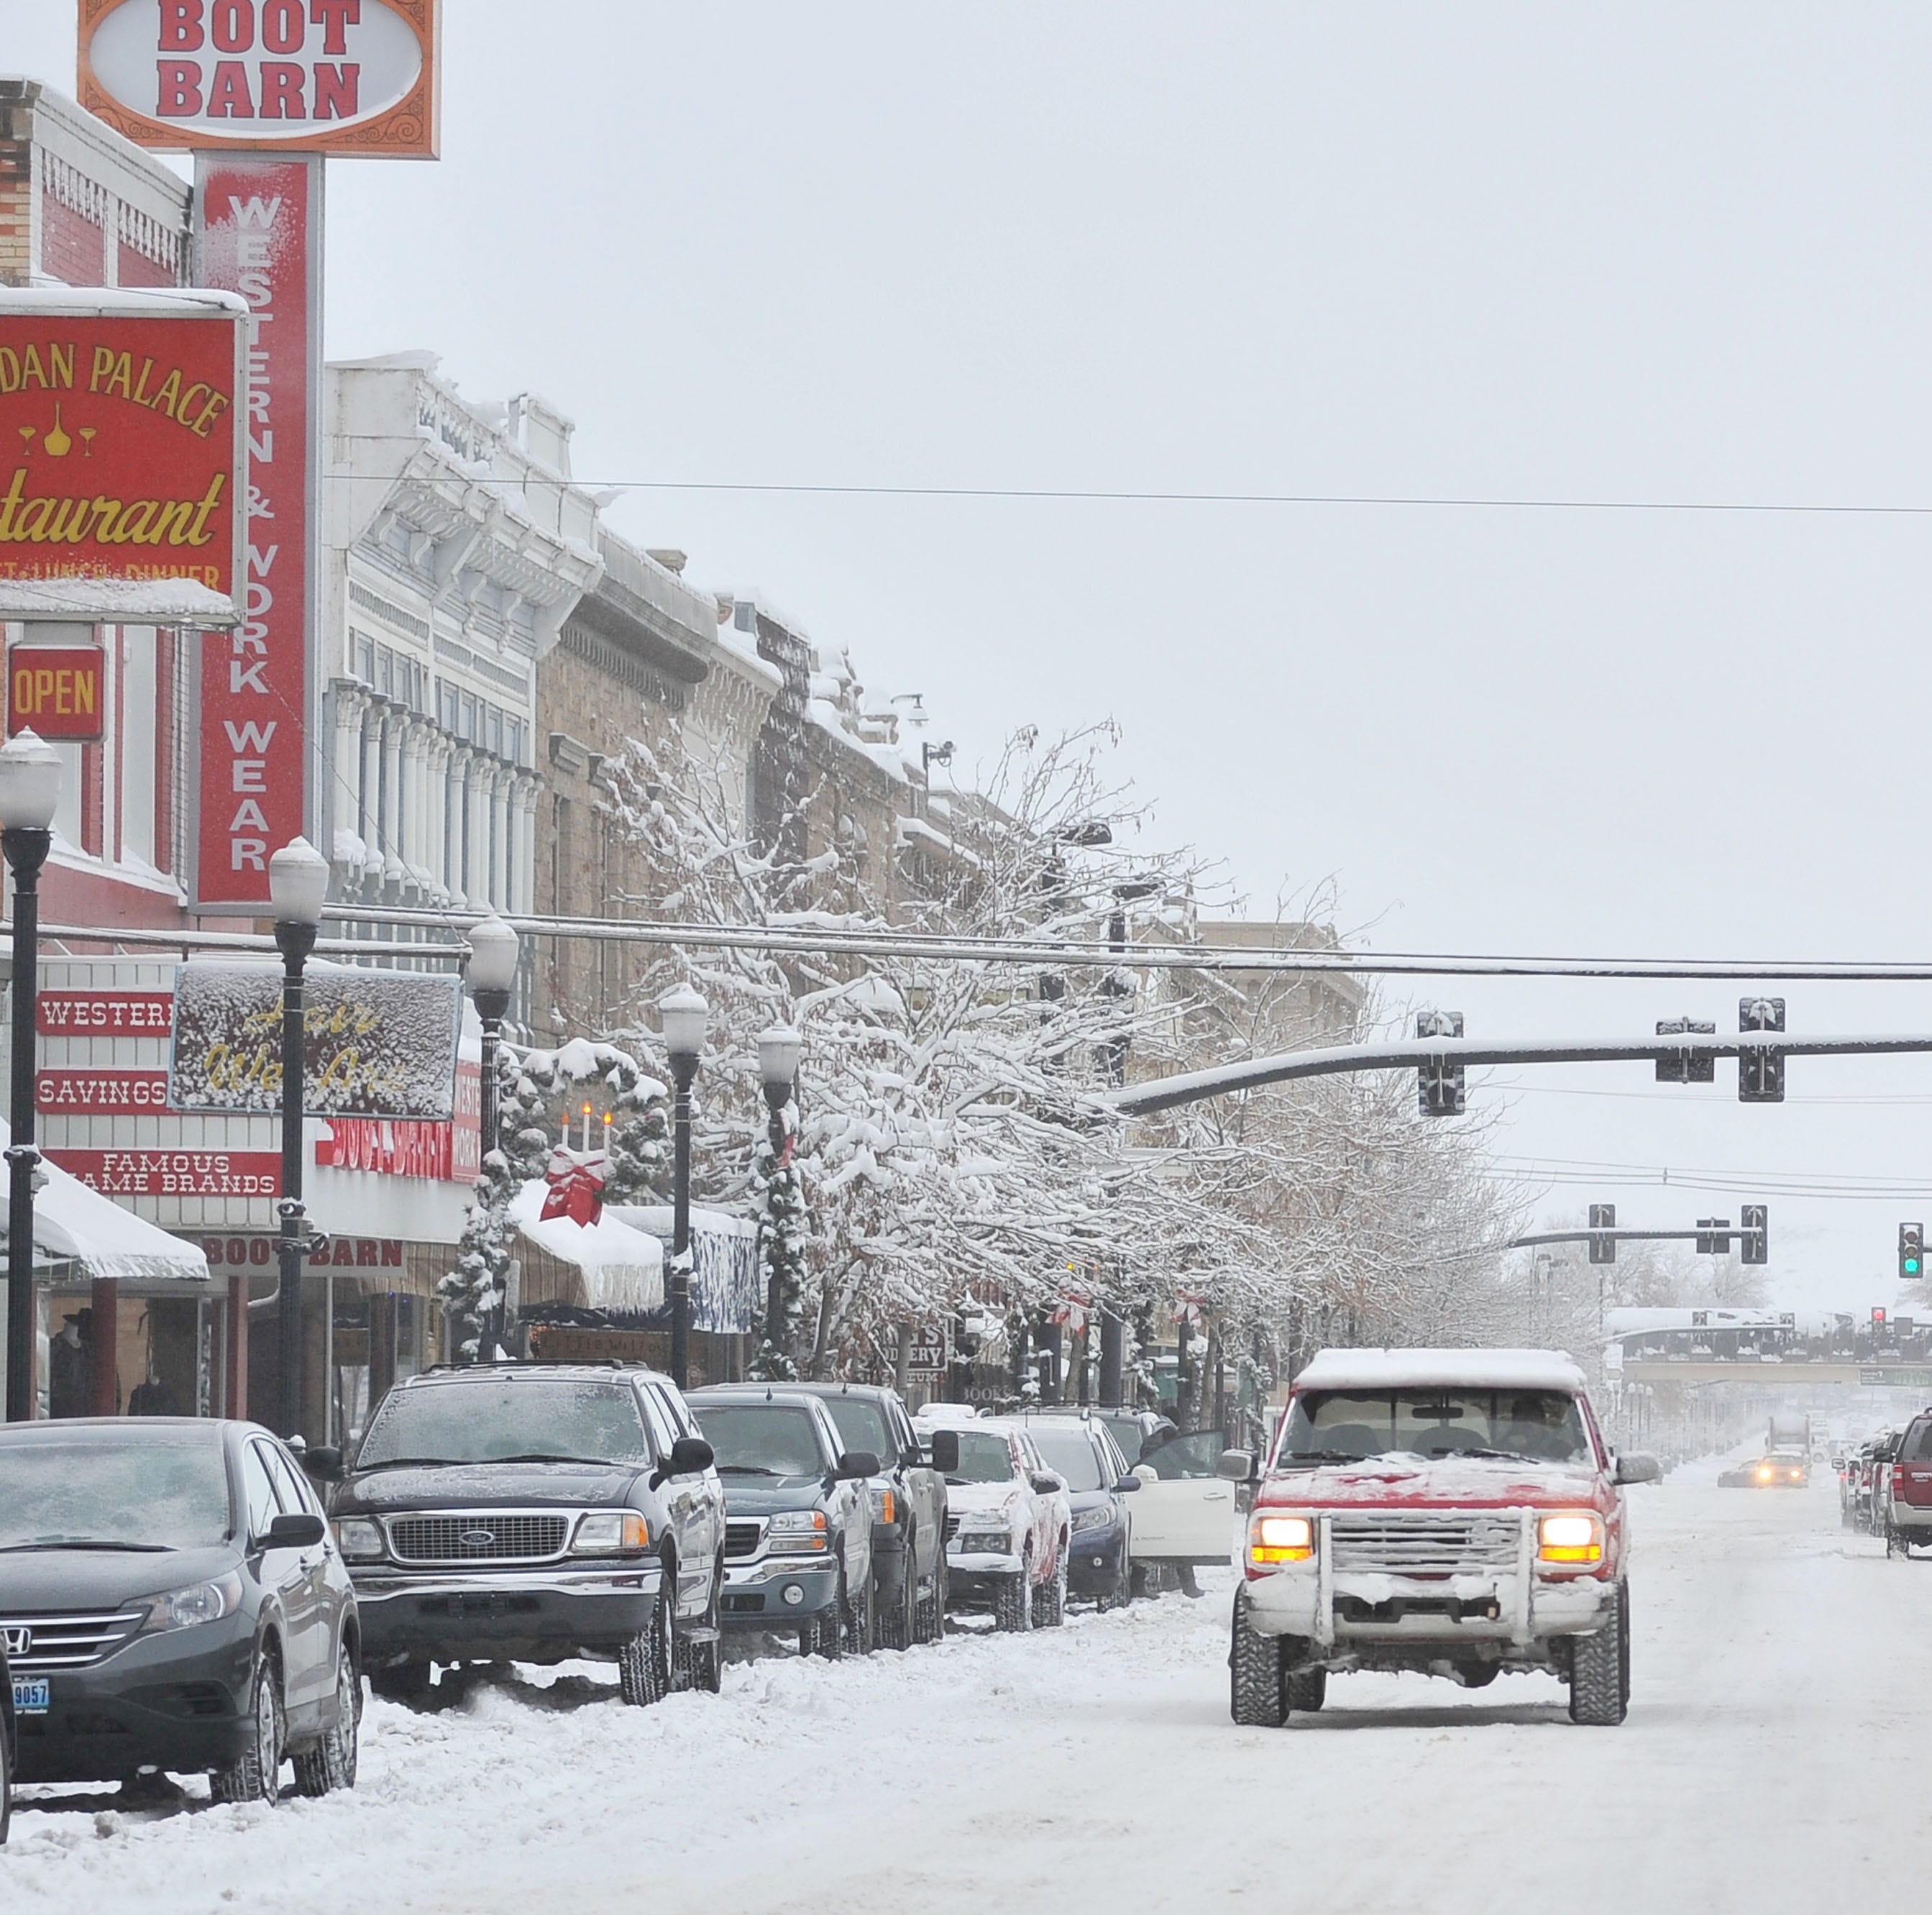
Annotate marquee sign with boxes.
[79,0,440,158]
[168,965,461,1118]
[0,294,247,623]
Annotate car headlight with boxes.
[868,1486,897,1525]
[1071,1504,1114,1535]
[1537,1512,1605,1564]
[768,1509,830,1554]
[334,1517,387,1563]
[570,1512,650,1556]
[139,1571,244,1634]
[953,1528,1012,1553]
[1247,1513,1314,1566]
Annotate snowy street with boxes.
[2,1461,1919,1914]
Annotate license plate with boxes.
[12,1676,49,1714]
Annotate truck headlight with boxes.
[334,1517,387,1563]
[570,1512,650,1556]
[139,1571,244,1634]
[768,1509,830,1554]
[1248,1514,1314,1566]
[1537,1512,1604,1564]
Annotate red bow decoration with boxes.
[541,1156,606,1228]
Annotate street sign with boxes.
[80,0,441,158]
[904,1326,948,1374]
[1862,1368,1932,1389]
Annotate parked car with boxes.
[1029,1415,1140,1607]
[0,1417,359,1800]
[1883,1412,1932,1555]
[932,1420,1072,1631]
[1,1630,14,1845]
[324,1362,725,1706]
[697,1382,947,1649]
[1846,1432,1900,1532]
[1127,1425,1243,1593]
[1224,1348,1658,1728]
[686,1388,877,1657]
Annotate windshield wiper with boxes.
[1445,1447,1544,1463]
[352,1456,453,1472]
[0,1539,175,1553]
[717,1464,779,1476]
[1282,1449,1378,1466]
[474,1453,625,1468]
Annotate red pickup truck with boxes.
[1224,1348,1659,1728]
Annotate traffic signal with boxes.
[1695,1217,1734,1256]
[1737,997,1786,1102]
[1588,1203,1617,1265]
[1655,1018,1716,1084]
[1740,1205,1768,1266]
[1900,1223,1924,1282]
[1415,1010,1465,1118]
[1873,1306,1889,1327]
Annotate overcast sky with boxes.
[11,1,1932,1315]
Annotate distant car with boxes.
[933,1420,1072,1631]
[0,1417,359,1802]
[326,1363,726,1705]
[697,1382,946,1649]
[1021,1415,1140,1609]
[1719,1453,1808,1489]
[687,1389,878,1657]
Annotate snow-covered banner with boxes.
[168,964,461,1118]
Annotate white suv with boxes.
[930,1419,1073,1631]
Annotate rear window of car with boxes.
[1278,1389,1590,1466]
[946,1432,1017,1484]
[357,1379,654,1468]
[0,1427,232,1550]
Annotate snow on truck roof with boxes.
[1294,1348,1588,1394]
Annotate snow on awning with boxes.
[605,1205,762,1335]
[508,1181,664,1313]
[0,1118,209,1286]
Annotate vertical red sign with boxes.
[193,157,319,905]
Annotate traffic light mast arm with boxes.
[1510,1228,1739,1248]
[1108,1030,1932,1117]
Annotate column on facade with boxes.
[400,717,433,899]
[427,733,454,902]
[357,702,385,891]
[462,748,490,908]
[330,685,367,887]
[377,705,406,891]
[487,760,513,913]
[512,770,540,916]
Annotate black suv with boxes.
[0,1418,357,1804]
[697,1383,948,1649]
[324,1363,725,1705]
[686,1388,878,1656]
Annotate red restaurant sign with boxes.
[0,298,246,621]
[80,0,441,159]
[193,157,315,904]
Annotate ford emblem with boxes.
[3,1625,29,1656]
[460,1529,495,1548]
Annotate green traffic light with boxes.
[1910,1258,1922,1275]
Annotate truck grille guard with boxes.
[1313,1508,1537,1647]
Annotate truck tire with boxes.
[1229,1595,1287,1727]
[1285,1662,1327,1713]
[994,1559,1033,1633]
[619,1583,672,1704]
[1567,1581,1629,1726]
[881,1540,917,1652]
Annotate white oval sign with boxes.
[88,0,424,141]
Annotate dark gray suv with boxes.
[324,1363,725,1705]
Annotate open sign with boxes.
[8,645,104,741]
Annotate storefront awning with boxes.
[0,1117,209,1287]
[508,1181,664,1313]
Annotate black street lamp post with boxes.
[657,984,709,1389]
[464,915,520,1361]
[1,731,61,1423]
[756,1025,802,1366]
[269,838,328,1441]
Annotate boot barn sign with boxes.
[78,0,441,158]
[0,290,247,625]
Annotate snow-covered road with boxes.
[5,1464,1925,1913]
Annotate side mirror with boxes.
[1114,1475,1142,1494]
[1217,1449,1254,1481]
[300,1445,344,1482]
[1614,1451,1662,1486]
[928,1429,961,1474]
[262,1512,326,1550]
[836,1450,880,1481]
[669,1435,715,1476]
[1030,1471,1063,1496]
